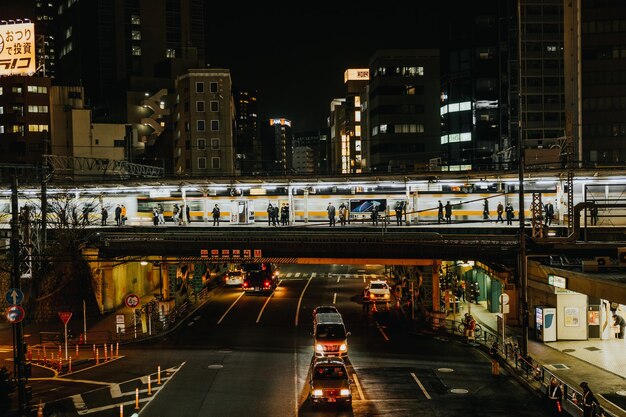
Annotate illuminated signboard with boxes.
[269,118,291,127]
[0,22,36,76]
[344,68,370,83]
[547,274,567,289]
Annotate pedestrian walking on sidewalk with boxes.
[579,382,600,417]
[546,377,564,415]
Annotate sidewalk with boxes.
[458,300,626,416]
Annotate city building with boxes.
[174,69,236,176]
[261,118,293,175]
[293,129,329,174]
[573,0,626,165]
[367,49,441,172]
[233,89,259,175]
[0,75,51,165]
[516,0,566,168]
[440,1,512,171]
[329,69,369,174]
[53,0,206,123]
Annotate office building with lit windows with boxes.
[440,1,512,171]
[174,69,235,176]
[329,69,369,174]
[367,50,440,172]
[0,76,51,164]
[234,89,259,175]
[261,118,293,175]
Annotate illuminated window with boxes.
[198,157,207,169]
[0,107,3,114]
[354,111,361,122]
[132,30,141,40]
[28,124,49,132]
[372,126,379,136]
[546,45,557,52]
[197,138,206,150]
[131,15,141,25]
[210,101,219,112]
[65,26,72,39]
[27,86,47,94]
[211,157,220,169]
[12,87,22,94]
[211,120,219,131]
[380,124,388,134]
[355,125,361,136]
[211,138,220,149]
[196,101,205,112]
[197,120,205,131]
[132,46,141,56]
[210,82,218,93]
[166,49,176,58]
[355,140,361,151]
[354,96,360,107]
[28,105,49,113]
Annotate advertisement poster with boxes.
[564,306,580,327]
[588,310,600,326]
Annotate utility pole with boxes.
[517,0,529,358]
[10,175,28,414]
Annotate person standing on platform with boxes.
[395,202,403,226]
[444,201,452,224]
[267,203,274,226]
[505,202,514,225]
[212,204,221,226]
[496,201,504,223]
[101,206,108,226]
[483,198,490,220]
[544,201,555,226]
[438,200,444,224]
[371,205,379,225]
[115,204,121,226]
[327,202,336,227]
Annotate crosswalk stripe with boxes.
[286,273,293,278]
[295,272,301,278]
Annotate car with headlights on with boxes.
[308,357,352,409]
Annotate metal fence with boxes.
[441,318,619,417]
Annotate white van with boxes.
[313,312,350,357]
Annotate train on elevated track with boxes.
[3,171,625,226]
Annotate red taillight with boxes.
[264,280,270,287]
[242,282,248,288]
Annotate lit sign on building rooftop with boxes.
[269,118,291,127]
[344,69,370,83]
[0,22,36,76]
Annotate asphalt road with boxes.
[26,264,552,417]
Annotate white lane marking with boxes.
[295,274,314,327]
[352,373,365,401]
[375,321,390,341]
[110,384,122,398]
[336,276,341,283]
[71,394,87,413]
[217,292,245,324]
[295,272,301,278]
[83,397,150,414]
[286,273,293,278]
[411,372,432,400]
[257,280,282,323]
[123,362,186,417]
[363,275,366,283]
[187,322,194,326]
[293,350,299,417]
[333,293,337,305]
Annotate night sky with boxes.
[206,3,442,132]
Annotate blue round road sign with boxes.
[6,305,25,323]
[5,288,24,305]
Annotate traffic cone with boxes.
[37,401,43,417]
[395,298,400,309]
[371,301,377,313]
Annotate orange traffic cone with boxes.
[395,298,401,309]
[37,401,44,417]
[371,301,377,313]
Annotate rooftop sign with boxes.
[344,68,370,83]
[0,22,36,76]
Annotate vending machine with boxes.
[535,306,557,342]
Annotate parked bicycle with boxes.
[456,321,483,339]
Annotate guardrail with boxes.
[440,318,619,417]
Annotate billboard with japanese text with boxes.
[0,22,36,76]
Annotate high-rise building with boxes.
[440,1,512,171]
[329,69,369,174]
[573,0,626,165]
[0,75,51,165]
[54,0,206,123]
[261,118,293,175]
[516,0,566,168]
[233,89,259,174]
[174,69,236,176]
[367,50,441,172]
[293,129,328,174]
